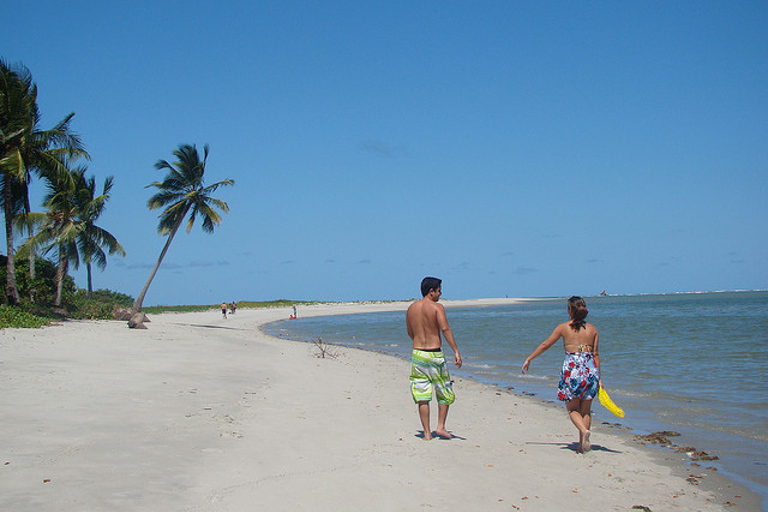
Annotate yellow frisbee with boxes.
[598,386,625,418]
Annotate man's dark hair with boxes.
[420,277,442,297]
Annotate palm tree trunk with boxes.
[28,251,36,303]
[54,244,67,307]
[132,220,182,313]
[86,262,93,296]
[4,186,20,305]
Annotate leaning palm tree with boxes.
[131,143,234,316]
[73,171,125,295]
[0,59,87,304]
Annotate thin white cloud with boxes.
[358,140,409,159]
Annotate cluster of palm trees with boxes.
[1,59,123,308]
[19,167,125,307]
[3,59,235,317]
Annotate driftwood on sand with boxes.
[128,311,150,329]
[113,306,151,329]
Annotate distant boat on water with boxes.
[599,290,608,296]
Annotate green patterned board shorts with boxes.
[410,349,455,405]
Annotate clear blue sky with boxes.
[3,1,766,305]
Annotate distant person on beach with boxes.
[221,302,228,319]
[406,277,462,440]
[522,296,600,453]
[231,301,237,314]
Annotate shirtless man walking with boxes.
[406,277,462,440]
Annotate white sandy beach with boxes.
[0,301,757,511]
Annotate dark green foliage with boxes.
[69,289,133,320]
[80,288,133,306]
[0,255,134,324]
[0,304,53,328]
[0,255,75,307]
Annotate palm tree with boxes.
[18,162,82,307]
[3,171,36,300]
[73,170,125,296]
[132,143,234,315]
[0,59,87,305]
[17,164,123,307]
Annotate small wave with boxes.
[617,390,692,400]
[519,374,550,381]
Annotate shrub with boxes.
[69,289,134,320]
[0,304,54,328]
[0,255,75,306]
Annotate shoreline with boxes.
[0,300,760,511]
[266,299,764,510]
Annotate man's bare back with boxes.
[406,286,462,367]
[406,299,445,350]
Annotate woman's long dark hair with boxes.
[567,296,588,331]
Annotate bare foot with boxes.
[423,431,433,441]
[582,430,591,452]
[434,429,453,439]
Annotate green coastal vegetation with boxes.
[0,297,316,329]
[1,58,235,329]
[142,300,317,315]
